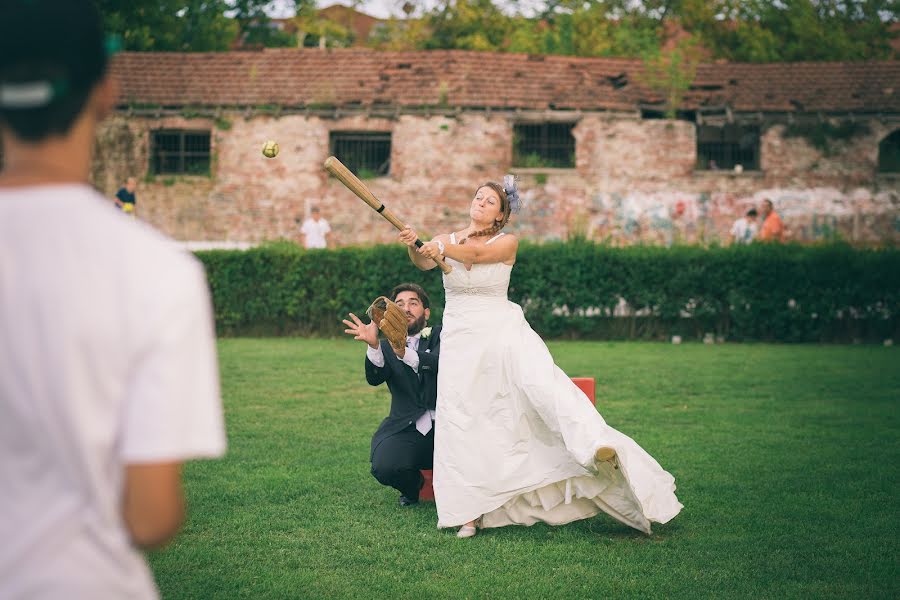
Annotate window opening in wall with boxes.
[329,131,392,178]
[878,130,900,173]
[151,130,211,175]
[513,122,576,169]
[696,124,760,171]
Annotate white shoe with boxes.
[456,524,477,538]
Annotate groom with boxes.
[343,283,441,506]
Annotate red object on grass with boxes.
[419,468,435,501]
[417,377,596,502]
[570,376,596,405]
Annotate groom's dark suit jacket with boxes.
[365,326,441,458]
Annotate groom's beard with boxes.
[406,313,427,336]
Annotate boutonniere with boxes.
[420,326,432,340]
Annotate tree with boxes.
[94,0,238,51]
[229,0,298,48]
[291,0,355,48]
[639,38,702,118]
[94,0,302,51]
[424,0,512,51]
[367,17,432,51]
[682,0,898,62]
[507,5,661,58]
[96,0,899,59]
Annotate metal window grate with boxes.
[513,122,576,168]
[151,130,211,175]
[330,132,391,177]
[878,130,900,173]
[696,125,759,171]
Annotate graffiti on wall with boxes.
[514,187,900,245]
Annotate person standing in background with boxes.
[759,199,785,243]
[299,205,331,249]
[730,208,759,245]
[115,176,137,215]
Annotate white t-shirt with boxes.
[0,184,226,600]
[301,217,331,249]
[730,217,758,244]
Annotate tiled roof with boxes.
[110,48,900,113]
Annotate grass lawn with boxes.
[149,339,899,599]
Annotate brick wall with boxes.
[91,111,900,246]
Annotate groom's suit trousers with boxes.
[370,423,434,500]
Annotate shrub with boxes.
[196,242,900,342]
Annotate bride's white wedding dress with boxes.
[433,232,682,534]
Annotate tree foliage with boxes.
[95,0,239,51]
[692,0,899,62]
[229,0,299,48]
[94,0,897,60]
[94,0,302,51]
[291,0,356,48]
[639,38,703,117]
[373,0,898,62]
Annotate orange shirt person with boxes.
[759,199,784,243]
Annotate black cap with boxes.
[0,0,107,110]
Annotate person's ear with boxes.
[424,308,431,321]
[91,74,119,120]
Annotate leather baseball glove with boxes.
[366,296,408,355]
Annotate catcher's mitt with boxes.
[366,296,408,355]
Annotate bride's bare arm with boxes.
[420,234,518,265]
[406,245,435,270]
[399,228,450,271]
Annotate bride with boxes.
[398,178,682,538]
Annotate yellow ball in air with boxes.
[262,140,279,158]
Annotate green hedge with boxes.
[196,241,900,342]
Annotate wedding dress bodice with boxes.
[442,232,511,303]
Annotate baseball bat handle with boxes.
[324,156,451,274]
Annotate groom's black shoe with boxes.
[399,472,425,506]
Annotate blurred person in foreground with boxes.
[0,1,226,598]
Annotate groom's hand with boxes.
[342,312,379,348]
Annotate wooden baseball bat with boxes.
[324,156,452,274]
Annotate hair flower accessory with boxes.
[503,174,522,213]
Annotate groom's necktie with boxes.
[415,413,432,436]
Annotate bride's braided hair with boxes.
[459,182,511,245]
